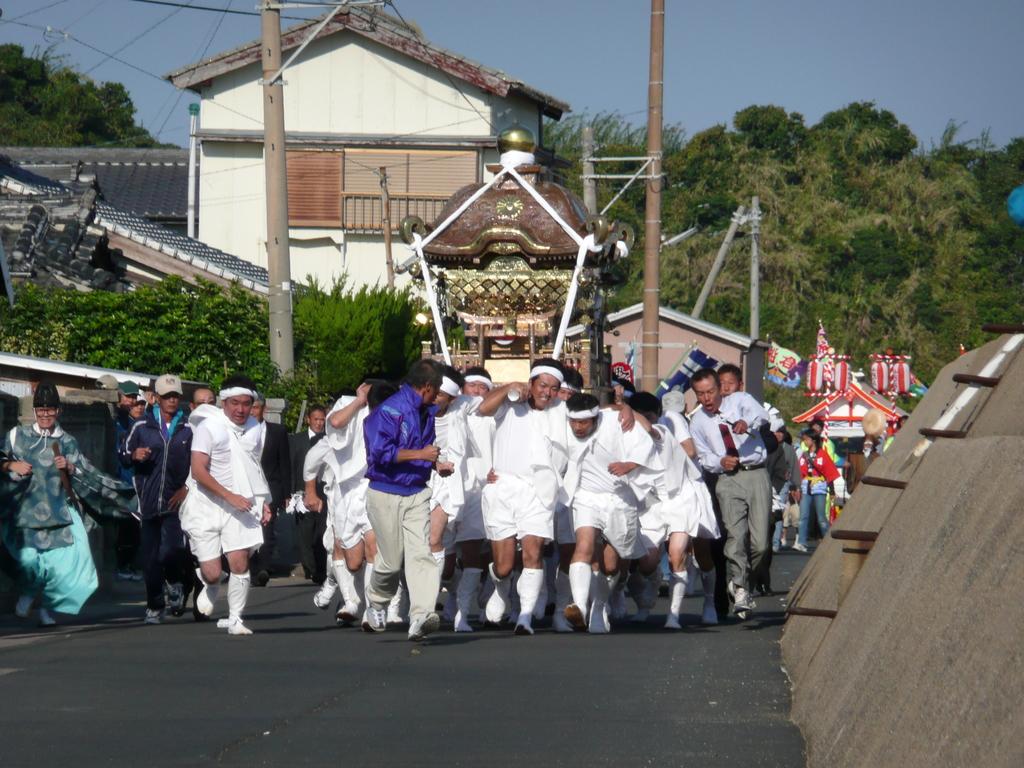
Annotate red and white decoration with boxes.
[870,353,913,398]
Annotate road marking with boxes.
[0,667,22,676]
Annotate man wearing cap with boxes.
[122,374,194,623]
[2,382,134,625]
[113,380,143,581]
[180,374,272,635]
[688,368,772,617]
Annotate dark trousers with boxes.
[705,474,730,618]
[295,509,327,584]
[140,514,192,610]
[116,516,140,571]
[250,508,279,578]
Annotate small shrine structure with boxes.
[793,375,905,438]
[399,126,630,383]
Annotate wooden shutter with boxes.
[287,151,341,227]
[406,150,476,196]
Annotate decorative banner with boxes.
[815,321,835,385]
[656,347,719,396]
[909,373,929,398]
[765,342,804,388]
[611,361,634,384]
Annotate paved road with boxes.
[0,553,808,768]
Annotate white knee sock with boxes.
[669,570,689,616]
[227,571,250,620]
[484,563,511,623]
[336,562,357,607]
[197,567,220,605]
[568,561,592,609]
[516,568,544,624]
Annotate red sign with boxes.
[611,362,634,383]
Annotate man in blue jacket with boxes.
[362,359,449,641]
[122,374,194,624]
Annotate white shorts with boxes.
[481,474,553,542]
[180,490,264,562]
[642,480,721,546]
[554,503,576,545]
[326,478,372,550]
[639,502,668,551]
[455,490,487,543]
[429,472,460,525]
[572,488,645,560]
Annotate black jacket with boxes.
[260,421,291,512]
[121,407,192,520]
[288,430,324,495]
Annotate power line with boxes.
[85,0,192,76]
[122,0,307,20]
[8,0,72,21]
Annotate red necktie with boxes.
[718,420,739,457]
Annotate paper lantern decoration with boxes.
[891,360,911,395]
[807,359,826,393]
[871,359,889,393]
[833,360,851,393]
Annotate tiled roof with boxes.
[0,156,266,291]
[0,147,191,218]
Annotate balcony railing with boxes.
[341,193,450,232]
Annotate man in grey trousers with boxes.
[361,360,452,641]
[688,368,772,617]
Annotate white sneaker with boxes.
[408,612,440,641]
[363,605,387,633]
[588,604,611,634]
[453,611,474,633]
[728,582,755,613]
[664,613,682,630]
[336,602,360,625]
[15,595,33,619]
[144,608,163,625]
[792,542,809,553]
[552,612,574,633]
[313,582,336,610]
[38,608,56,627]
[701,599,719,626]
[220,616,252,636]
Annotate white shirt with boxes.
[660,411,691,442]
[191,413,260,491]
[689,391,769,474]
[564,412,660,502]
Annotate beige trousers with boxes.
[365,487,438,622]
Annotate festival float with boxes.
[397,126,631,383]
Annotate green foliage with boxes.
[544,103,1022,393]
[0,277,429,429]
[0,44,161,147]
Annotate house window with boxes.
[286,151,342,228]
[287,148,477,231]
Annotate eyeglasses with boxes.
[34,408,58,415]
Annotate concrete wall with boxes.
[781,334,1024,768]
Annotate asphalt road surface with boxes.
[0,553,808,767]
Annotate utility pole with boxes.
[749,195,761,339]
[691,205,746,320]
[187,103,199,239]
[379,167,396,288]
[581,125,597,215]
[261,2,294,374]
[641,0,665,392]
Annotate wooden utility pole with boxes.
[641,0,665,392]
[749,195,761,339]
[261,2,294,373]
[581,125,597,215]
[379,166,396,288]
[691,205,746,320]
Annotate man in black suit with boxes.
[289,404,327,584]
[250,396,291,586]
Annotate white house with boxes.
[167,7,569,290]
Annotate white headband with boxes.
[567,406,601,419]
[561,384,580,394]
[440,376,461,397]
[219,387,257,401]
[463,374,493,389]
[530,365,565,384]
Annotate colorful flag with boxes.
[656,347,718,396]
[815,321,835,386]
[909,373,929,398]
[765,341,804,388]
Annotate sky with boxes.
[1,0,1021,150]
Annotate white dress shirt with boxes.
[689,391,769,474]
